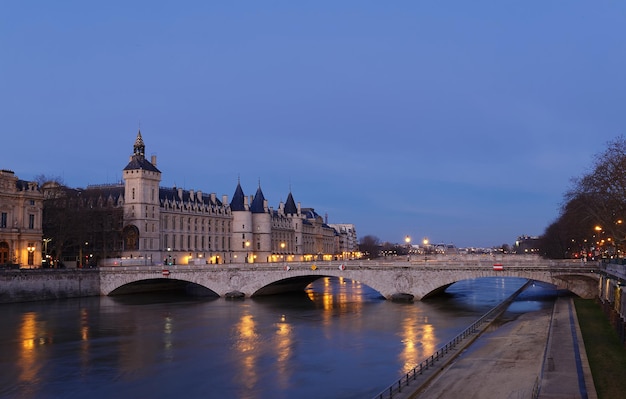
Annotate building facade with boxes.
[0,170,43,268]
[42,131,359,266]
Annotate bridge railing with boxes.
[371,280,533,399]
[98,258,600,273]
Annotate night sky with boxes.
[2,1,625,247]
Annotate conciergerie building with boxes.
[41,131,358,267]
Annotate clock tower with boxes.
[122,130,161,262]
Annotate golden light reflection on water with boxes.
[307,277,365,327]
[18,312,45,383]
[274,315,293,389]
[233,313,260,392]
[399,314,437,373]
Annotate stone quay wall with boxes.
[0,270,100,304]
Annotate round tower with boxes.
[230,180,253,263]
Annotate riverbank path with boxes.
[407,296,597,399]
[538,296,597,399]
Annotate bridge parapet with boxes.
[99,258,600,299]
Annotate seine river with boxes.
[0,276,557,399]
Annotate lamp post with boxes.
[423,238,429,261]
[26,244,35,268]
[617,220,623,258]
[42,238,52,268]
[405,235,411,261]
[280,242,286,265]
[594,226,603,260]
[245,240,251,264]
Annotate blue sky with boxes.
[2,1,625,248]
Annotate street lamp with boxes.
[27,244,35,268]
[245,240,251,264]
[405,235,411,261]
[42,238,52,267]
[280,242,286,265]
[423,238,429,261]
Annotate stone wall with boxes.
[0,269,100,304]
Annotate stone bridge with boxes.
[99,257,600,300]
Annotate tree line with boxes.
[539,136,626,259]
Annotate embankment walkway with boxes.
[404,296,596,399]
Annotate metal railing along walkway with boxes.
[371,280,533,399]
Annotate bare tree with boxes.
[541,136,626,258]
[359,235,381,259]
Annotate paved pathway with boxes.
[538,297,596,399]
[408,296,596,399]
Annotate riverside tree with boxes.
[540,136,626,258]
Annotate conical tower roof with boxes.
[284,191,298,215]
[230,181,246,211]
[250,185,266,213]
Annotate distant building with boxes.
[0,169,43,268]
[515,235,540,254]
[328,224,359,259]
[42,131,359,265]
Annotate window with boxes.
[28,214,35,229]
[0,213,6,228]
[132,188,135,200]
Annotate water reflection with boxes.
[274,315,293,390]
[18,312,42,384]
[0,276,556,399]
[233,313,260,393]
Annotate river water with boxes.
[0,276,557,399]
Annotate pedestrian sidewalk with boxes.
[537,296,597,399]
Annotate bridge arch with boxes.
[108,278,220,297]
[99,259,600,300]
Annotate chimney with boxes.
[189,189,194,200]
[178,188,183,200]
[151,155,157,166]
[222,195,228,204]
[197,190,202,201]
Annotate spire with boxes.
[134,129,145,157]
[250,185,266,213]
[230,181,246,211]
[284,191,298,215]
[123,129,161,173]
